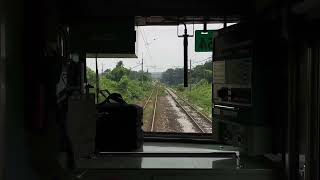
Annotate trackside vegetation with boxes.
[87,61,153,104]
[87,60,212,118]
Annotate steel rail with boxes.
[166,88,205,133]
[168,88,212,123]
[150,88,159,132]
[143,86,155,109]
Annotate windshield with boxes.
[86,24,230,135]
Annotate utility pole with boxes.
[178,23,193,87]
[95,55,100,103]
[141,53,144,84]
[189,59,192,91]
[183,25,188,87]
[101,63,104,74]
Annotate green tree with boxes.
[191,61,212,83]
[116,61,124,68]
[86,68,96,86]
[106,61,129,82]
[161,68,184,85]
[118,75,129,92]
[86,61,153,104]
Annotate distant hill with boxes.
[150,72,163,80]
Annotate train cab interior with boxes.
[1,0,320,180]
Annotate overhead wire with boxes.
[130,64,142,70]
[192,57,211,64]
[139,27,153,62]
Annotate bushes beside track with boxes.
[86,61,153,104]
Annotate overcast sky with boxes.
[86,23,231,73]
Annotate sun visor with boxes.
[69,17,136,58]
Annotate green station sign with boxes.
[195,30,216,52]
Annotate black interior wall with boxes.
[3,0,69,179]
[3,0,35,179]
[1,0,319,180]
[0,0,6,178]
[287,14,320,180]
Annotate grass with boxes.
[175,80,212,118]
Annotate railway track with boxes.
[166,88,212,133]
[168,88,212,122]
[143,88,155,110]
[143,85,159,132]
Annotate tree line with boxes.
[161,61,212,86]
[87,61,151,85]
